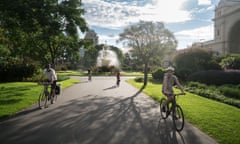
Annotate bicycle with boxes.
[38,82,60,109]
[160,93,185,131]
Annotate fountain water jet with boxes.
[96,45,120,69]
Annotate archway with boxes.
[228,21,240,53]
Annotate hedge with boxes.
[187,70,240,85]
[0,63,37,82]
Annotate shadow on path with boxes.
[0,83,215,144]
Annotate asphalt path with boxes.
[0,76,218,144]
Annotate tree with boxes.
[0,0,88,66]
[173,48,221,80]
[118,21,177,86]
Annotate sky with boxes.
[81,0,221,51]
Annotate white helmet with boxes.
[167,66,175,72]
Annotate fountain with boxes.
[96,44,120,69]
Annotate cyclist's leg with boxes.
[162,94,174,112]
[51,80,57,103]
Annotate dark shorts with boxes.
[51,80,57,89]
[47,80,57,89]
[162,92,174,97]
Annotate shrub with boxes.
[175,67,192,81]
[173,48,221,76]
[134,77,143,83]
[187,70,240,85]
[220,54,240,69]
[151,67,165,81]
[0,58,38,82]
[185,82,240,108]
[186,81,207,89]
[219,85,240,99]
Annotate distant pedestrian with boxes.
[87,69,92,81]
[116,71,120,86]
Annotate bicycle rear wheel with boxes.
[38,92,47,109]
[172,104,184,131]
[160,98,168,119]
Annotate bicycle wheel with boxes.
[160,98,168,119]
[172,104,184,131]
[38,91,47,109]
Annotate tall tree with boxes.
[0,0,88,65]
[118,21,177,86]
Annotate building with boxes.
[84,30,99,46]
[186,0,240,55]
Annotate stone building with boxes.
[187,0,240,55]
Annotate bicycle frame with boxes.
[160,93,185,131]
[170,94,182,111]
[38,82,54,108]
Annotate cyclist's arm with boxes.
[162,76,170,94]
[175,79,185,94]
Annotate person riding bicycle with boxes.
[116,70,120,87]
[162,66,185,114]
[40,64,57,103]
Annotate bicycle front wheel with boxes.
[160,98,168,119]
[38,92,47,109]
[172,104,184,131]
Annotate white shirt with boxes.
[43,68,57,81]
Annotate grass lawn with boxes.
[57,70,84,76]
[0,79,80,119]
[127,79,240,144]
[57,70,145,77]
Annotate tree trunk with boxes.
[143,62,148,87]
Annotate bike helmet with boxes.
[167,66,175,72]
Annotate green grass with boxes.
[57,70,84,76]
[0,79,80,119]
[57,70,145,77]
[127,79,240,144]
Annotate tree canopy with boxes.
[0,0,88,66]
[118,21,177,86]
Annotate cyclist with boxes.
[116,70,120,86]
[40,64,58,103]
[87,69,92,81]
[161,66,185,114]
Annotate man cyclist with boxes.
[40,64,57,104]
[162,66,185,114]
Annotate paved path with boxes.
[0,76,218,144]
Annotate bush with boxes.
[185,82,240,108]
[173,48,221,76]
[175,67,192,81]
[186,81,207,89]
[220,54,240,69]
[219,85,240,99]
[187,70,240,85]
[0,58,38,82]
[134,77,143,83]
[151,67,165,81]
